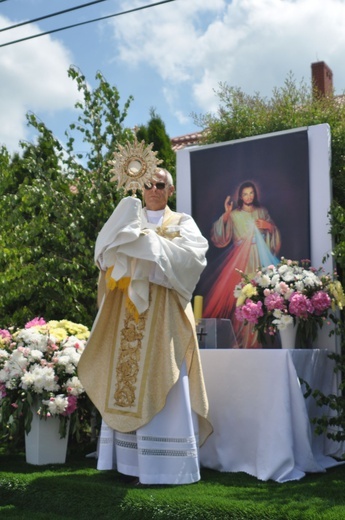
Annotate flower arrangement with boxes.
[234,258,345,346]
[0,318,90,442]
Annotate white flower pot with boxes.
[279,321,298,349]
[25,411,69,465]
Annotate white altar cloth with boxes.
[199,349,342,483]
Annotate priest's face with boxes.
[143,169,174,211]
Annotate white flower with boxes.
[42,394,68,415]
[258,274,271,288]
[60,346,81,365]
[11,349,28,368]
[28,350,43,362]
[65,376,84,396]
[281,270,295,283]
[56,355,70,367]
[21,365,59,393]
[0,350,28,383]
[278,265,289,275]
[271,274,280,286]
[233,284,243,298]
[0,368,8,382]
[14,330,49,352]
[62,336,83,348]
[65,363,75,374]
[295,281,305,292]
[20,371,36,389]
[272,314,294,330]
[303,272,322,288]
[1,319,89,424]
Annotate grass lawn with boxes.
[1,444,345,520]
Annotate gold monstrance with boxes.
[109,137,163,196]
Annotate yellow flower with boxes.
[329,281,345,310]
[242,283,258,298]
[57,320,90,339]
[236,284,257,307]
[34,320,90,341]
[48,327,68,342]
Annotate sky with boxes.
[1,0,345,157]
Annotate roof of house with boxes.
[170,131,204,151]
[171,62,340,152]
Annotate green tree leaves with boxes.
[0,68,134,328]
[194,74,345,276]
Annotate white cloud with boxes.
[0,16,80,151]
[109,0,345,120]
[2,0,345,151]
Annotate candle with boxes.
[193,295,203,323]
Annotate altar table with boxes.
[199,349,343,483]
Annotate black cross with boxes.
[197,327,208,342]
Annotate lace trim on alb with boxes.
[115,438,138,450]
[137,434,198,444]
[138,448,198,458]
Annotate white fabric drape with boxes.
[199,349,343,482]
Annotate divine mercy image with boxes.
[203,180,281,348]
[189,129,311,349]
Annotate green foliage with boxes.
[0,68,178,329]
[0,68,134,328]
[136,108,176,209]
[136,108,175,173]
[195,72,345,292]
[302,350,345,445]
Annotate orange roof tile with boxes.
[170,131,204,151]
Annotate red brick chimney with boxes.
[311,61,333,97]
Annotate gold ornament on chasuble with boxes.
[79,283,200,434]
[113,296,148,409]
[103,283,185,421]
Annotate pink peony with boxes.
[0,329,11,341]
[311,291,331,315]
[289,293,314,318]
[264,292,286,311]
[278,281,290,295]
[236,299,264,324]
[25,317,46,329]
[63,395,78,416]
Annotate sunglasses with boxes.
[144,182,167,190]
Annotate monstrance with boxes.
[109,137,163,196]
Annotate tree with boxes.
[0,67,134,328]
[194,74,345,275]
[136,108,176,207]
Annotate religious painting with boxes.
[176,124,334,349]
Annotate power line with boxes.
[0,0,112,33]
[0,0,177,48]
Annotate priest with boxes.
[78,164,212,485]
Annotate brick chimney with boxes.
[311,61,333,97]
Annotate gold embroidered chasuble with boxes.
[78,197,212,446]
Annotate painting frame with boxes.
[176,124,338,351]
